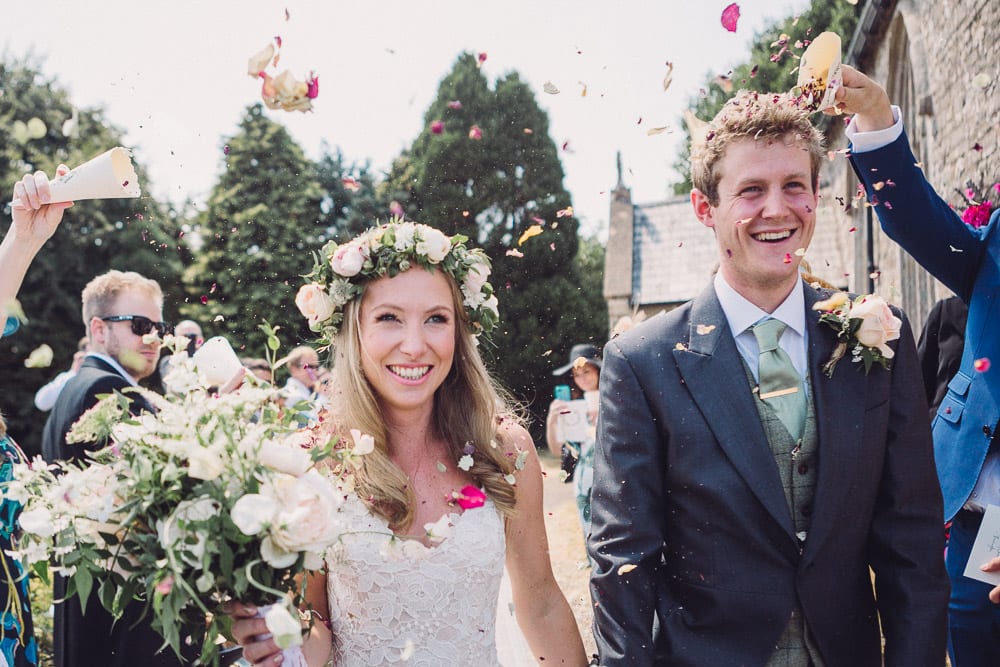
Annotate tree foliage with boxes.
[179,104,325,357]
[0,56,181,455]
[314,143,386,241]
[671,0,861,194]
[383,52,607,434]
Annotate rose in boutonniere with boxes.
[813,292,902,377]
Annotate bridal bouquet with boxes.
[2,336,370,665]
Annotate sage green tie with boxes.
[752,318,807,441]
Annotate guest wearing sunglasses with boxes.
[40,269,193,667]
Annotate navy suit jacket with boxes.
[851,131,1000,521]
[588,281,948,666]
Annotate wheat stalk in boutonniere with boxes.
[813,292,902,378]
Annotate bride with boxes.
[230,221,587,666]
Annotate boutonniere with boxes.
[812,292,902,377]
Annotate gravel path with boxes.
[540,454,597,661]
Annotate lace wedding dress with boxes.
[327,494,528,666]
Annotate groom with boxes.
[588,90,949,665]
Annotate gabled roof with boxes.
[632,196,718,306]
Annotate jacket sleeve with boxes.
[849,130,990,302]
[588,339,670,666]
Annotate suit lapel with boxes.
[673,284,796,542]
[800,285,868,561]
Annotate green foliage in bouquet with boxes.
[2,335,369,665]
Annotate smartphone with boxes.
[554,384,571,401]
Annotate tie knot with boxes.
[752,318,786,352]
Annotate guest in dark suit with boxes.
[41,270,191,667]
[588,89,949,666]
[917,295,968,417]
[836,63,1000,666]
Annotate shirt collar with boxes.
[713,272,806,337]
[86,352,140,386]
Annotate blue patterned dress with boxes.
[0,434,38,667]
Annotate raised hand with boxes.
[825,64,895,132]
[11,165,74,246]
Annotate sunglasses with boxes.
[100,315,172,338]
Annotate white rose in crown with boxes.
[295,283,336,326]
[416,227,452,263]
[464,262,491,293]
[849,295,901,358]
[330,241,366,277]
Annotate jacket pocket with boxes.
[937,372,971,424]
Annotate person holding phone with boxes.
[546,343,602,545]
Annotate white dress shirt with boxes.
[713,273,809,390]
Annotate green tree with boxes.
[314,143,386,241]
[180,104,324,357]
[671,0,860,194]
[384,52,606,436]
[0,56,181,455]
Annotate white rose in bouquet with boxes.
[261,469,346,570]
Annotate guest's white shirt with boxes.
[714,272,809,389]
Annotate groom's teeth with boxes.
[390,366,430,380]
[753,230,792,241]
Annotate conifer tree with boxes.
[180,104,324,356]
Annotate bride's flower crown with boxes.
[296,219,500,344]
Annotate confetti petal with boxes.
[468,125,483,140]
[617,564,638,575]
[721,3,741,32]
[695,324,716,335]
[342,177,360,192]
[543,81,560,95]
[517,225,544,246]
[446,100,463,110]
[972,72,992,89]
[24,344,54,369]
[506,249,524,258]
[646,126,670,136]
[556,206,574,218]
[477,52,488,68]
[974,358,991,373]
[430,120,444,134]
[248,43,276,77]
[662,62,674,91]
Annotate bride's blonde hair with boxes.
[328,273,517,530]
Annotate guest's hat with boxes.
[552,343,603,376]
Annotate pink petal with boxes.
[306,73,319,99]
[721,3,740,32]
[457,485,486,510]
[342,177,360,192]
[430,120,444,134]
[477,52,488,68]
[974,358,991,373]
[447,100,463,110]
[468,125,483,140]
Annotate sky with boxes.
[3,0,811,238]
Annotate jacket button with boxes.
[797,463,809,475]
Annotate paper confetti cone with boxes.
[10,147,141,207]
[192,336,245,387]
[797,32,843,112]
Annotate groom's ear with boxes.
[691,189,715,229]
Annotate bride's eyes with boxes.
[375,313,400,323]
[427,313,450,325]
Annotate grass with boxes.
[28,575,54,666]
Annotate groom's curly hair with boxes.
[690,89,826,207]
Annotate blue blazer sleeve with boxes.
[849,131,992,301]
